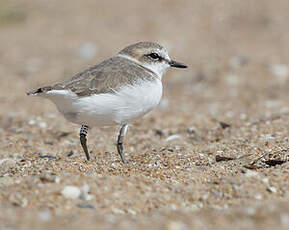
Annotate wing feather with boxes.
[52,57,156,96]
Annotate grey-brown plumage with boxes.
[28,56,157,97]
[27,41,187,163]
[27,42,166,97]
[119,42,164,58]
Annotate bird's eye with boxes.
[147,53,161,60]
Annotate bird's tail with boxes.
[26,86,52,96]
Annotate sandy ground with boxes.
[0,0,289,229]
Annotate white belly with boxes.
[44,79,163,127]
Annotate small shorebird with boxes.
[27,42,187,163]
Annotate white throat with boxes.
[116,54,169,79]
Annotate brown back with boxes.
[52,56,157,96]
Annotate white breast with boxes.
[43,79,163,127]
[111,78,163,124]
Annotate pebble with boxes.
[28,119,48,129]
[21,198,28,207]
[165,134,181,142]
[127,209,137,215]
[38,122,47,128]
[112,207,125,214]
[187,126,196,134]
[67,151,74,157]
[263,134,275,141]
[261,178,269,184]
[211,205,223,210]
[39,155,56,160]
[55,177,60,183]
[254,194,263,200]
[267,186,277,193]
[61,186,81,199]
[10,194,28,207]
[244,170,259,178]
[77,203,95,210]
[28,119,36,125]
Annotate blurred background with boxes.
[1,0,289,122]
[1,0,289,229]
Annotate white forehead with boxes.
[159,48,170,60]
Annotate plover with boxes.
[27,42,187,163]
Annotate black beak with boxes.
[169,60,187,68]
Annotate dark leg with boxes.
[116,124,128,163]
[80,125,90,160]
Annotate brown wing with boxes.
[52,57,156,96]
